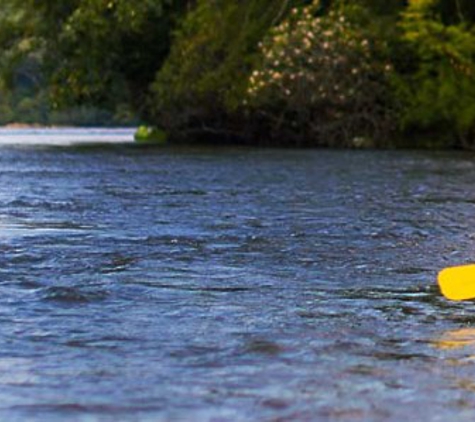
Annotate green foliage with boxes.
[396,1,475,147]
[151,0,305,140]
[1,0,475,148]
[0,0,188,121]
[46,0,187,112]
[134,125,168,144]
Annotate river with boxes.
[0,128,475,421]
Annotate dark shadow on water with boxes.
[120,279,255,294]
[41,285,110,304]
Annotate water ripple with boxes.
[41,286,110,303]
[0,142,473,421]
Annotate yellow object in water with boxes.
[438,264,475,301]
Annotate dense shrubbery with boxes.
[245,4,394,146]
[3,0,475,148]
[150,0,396,146]
[151,0,304,142]
[395,0,475,148]
[0,0,188,123]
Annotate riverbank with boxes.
[3,2,475,151]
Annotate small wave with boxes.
[17,279,44,289]
[122,279,253,293]
[5,199,84,212]
[42,286,109,303]
[243,338,284,356]
[100,255,138,274]
[418,196,475,204]
[153,188,208,196]
[338,286,437,303]
[390,267,431,275]
[64,335,137,350]
[7,403,163,415]
[142,235,207,250]
[370,351,435,362]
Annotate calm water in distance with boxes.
[0,128,475,421]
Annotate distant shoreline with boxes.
[2,123,137,129]
[2,123,74,129]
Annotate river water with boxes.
[1,128,475,421]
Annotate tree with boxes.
[151,0,308,141]
[419,0,475,24]
[395,0,475,147]
[0,0,190,120]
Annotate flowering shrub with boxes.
[246,3,394,147]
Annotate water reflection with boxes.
[434,328,475,350]
[0,358,37,386]
[0,128,135,146]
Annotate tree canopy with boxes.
[1,0,475,147]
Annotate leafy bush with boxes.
[0,0,188,120]
[245,2,395,147]
[151,0,305,142]
[134,125,167,144]
[48,0,186,111]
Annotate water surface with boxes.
[0,129,475,421]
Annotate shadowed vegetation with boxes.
[1,0,475,147]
